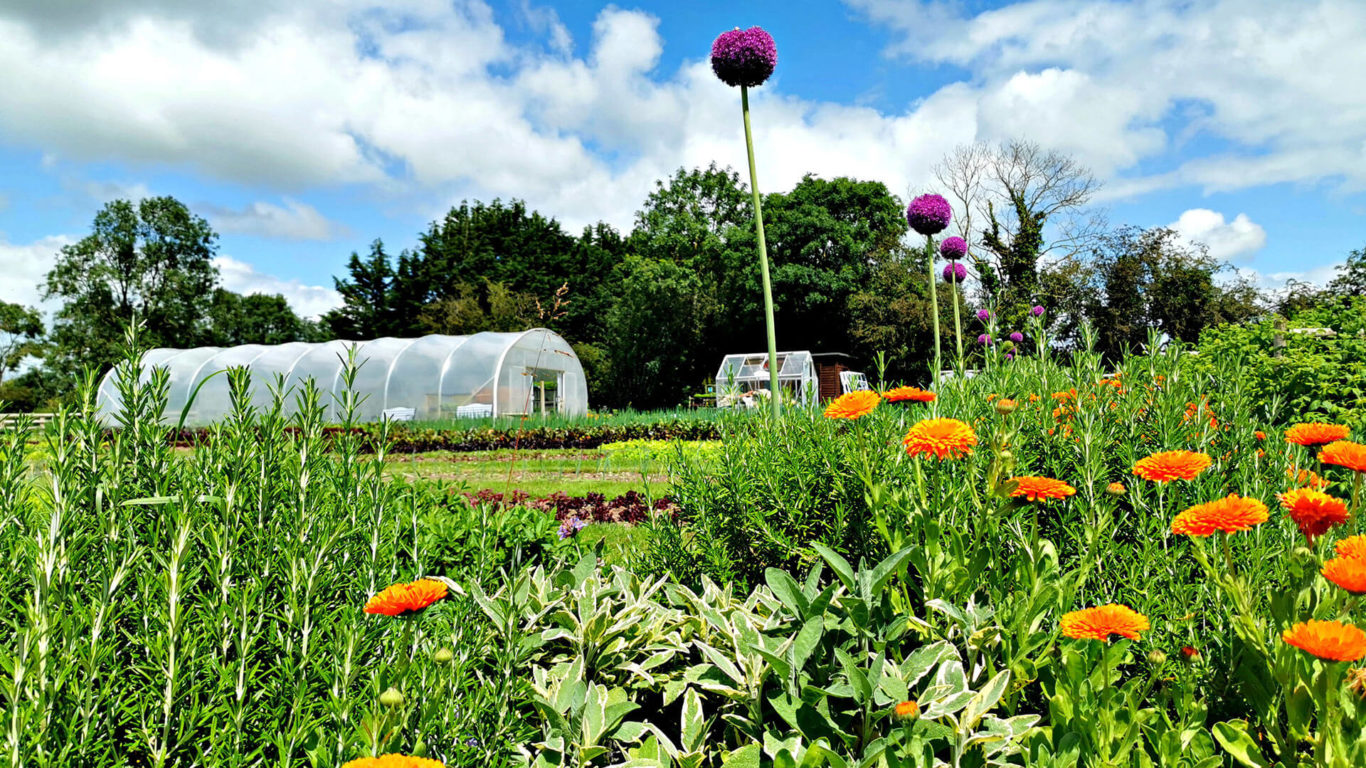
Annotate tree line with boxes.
[2,141,1362,412]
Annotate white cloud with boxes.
[846,0,1366,198]
[213,256,342,319]
[0,234,70,309]
[1169,209,1267,262]
[205,199,346,240]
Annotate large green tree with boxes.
[326,239,400,339]
[44,196,219,379]
[0,301,43,386]
[205,289,322,347]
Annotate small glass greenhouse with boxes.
[715,350,817,407]
[96,329,589,426]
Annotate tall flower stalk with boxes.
[908,194,952,384]
[713,27,781,417]
[941,238,968,372]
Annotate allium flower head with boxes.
[710,27,777,88]
[1278,487,1349,543]
[364,580,447,617]
[906,194,952,235]
[1320,440,1366,473]
[1005,352,1014,361]
[976,309,991,321]
[1060,604,1150,642]
[903,418,977,460]
[1133,450,1212,482]
[1171,494,1268,537]
[1283,620,1366,662]
[1285,422,1350,447]
[1031,305,1045,317]
[1008,476,1077,502]
[939,236,967,260]
[824,390,881,420]
[1009,332,1024,343]
[943,261,967,281]
[978,333,992,345]
[884,386,935,403]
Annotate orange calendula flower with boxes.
[364,580,447,617]
[986,393,999,402]
[824,390,881,420]
[894,700,919,720]
[902,418,978,460]
[342,755,446,768]
[1029,393,1040,403]
[883,386,935,403]
[1323,558,1366,595]
[1171,494,1269,537]
[1060,604,1150,642]
[1337,535,1366,560]
[1278,487,1350,543]
[1319,441,1366,473]
[1285,423,1351,447]
[1008,476,1077,502]
[1133,450,1212,482]
[1255,431,1266,441]
[1282,620,1366,662]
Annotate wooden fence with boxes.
[0,412,55,430]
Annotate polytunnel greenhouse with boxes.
[95,329,589,426]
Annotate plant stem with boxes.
[741,85,780,419]
[927,239,942,386]
[951,269,964,372]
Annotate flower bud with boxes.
[1147,649,1168,665]
[1181,645,1200,662]
[379,687,405,708]
[434,647,454,664]
[994,398,1018,415]
[1106,482,1126,497]
[894,700,919,721]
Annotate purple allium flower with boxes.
[906,194,952,236]
[976,309,991,322]
[978,333,992,346]
[1009,332,1024,343]
[942,261,967,282]
[1031,305,1045,317]
[939,236,967,261]
[1005,353,1014,361]
[710,27,778,88]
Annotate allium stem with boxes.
[741,85,781,418]
[950,269,963,372]
[927,239,941,385]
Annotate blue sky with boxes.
[1,0,1363,318]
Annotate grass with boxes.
[379,447,667,497]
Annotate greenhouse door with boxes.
[527,368,563,415]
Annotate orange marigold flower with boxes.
[364,580,447,617]
[1282,620,1366,662]
[1171,494,1269,537]
[902,418,978,460]
[884,386,935,403]
[824,390,881,420]
[1008,476,1077,502]
[1060,604,1150,642]
[1255,431,1266,441]
[1052,389,1077,402]
[1319,441,1366,473]
[1323,558,1366,595]
[1337,535,1366,560]
[1133,450,1212,482]
[987,393,999,402]
[894,700,919,720]
[1286,423,1351,447]
[1278,487,1350,543]
[342,756,445,768]
[1288,466,1330,489]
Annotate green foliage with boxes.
[0,300,43,385]
[1191,296,1366,427]
[205,288,323,346]
[43,196,219,381]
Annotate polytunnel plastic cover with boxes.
[96,329,589,426]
